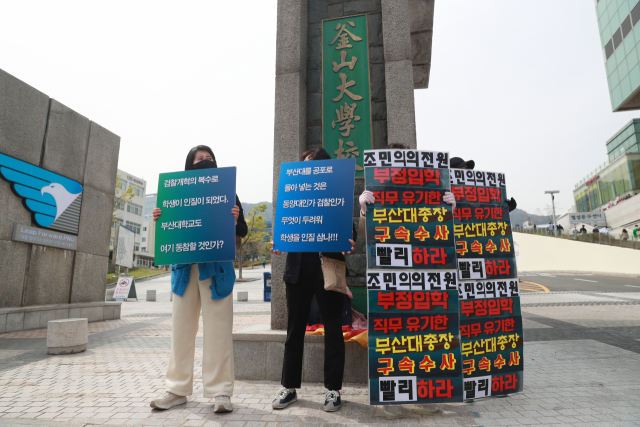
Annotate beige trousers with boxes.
[165,264,234,398]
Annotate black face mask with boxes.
[192,159,217,170]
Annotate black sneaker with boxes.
[324,390,341,412]
[272,387,297,409]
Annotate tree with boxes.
[113,174,136,226]
[237,204,269,279]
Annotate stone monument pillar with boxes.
[271,0,434,329]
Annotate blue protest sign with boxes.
[155,167,236,265]
[273,158,355,252]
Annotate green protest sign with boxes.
[154,167,236,265]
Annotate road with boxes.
[118,264,271,302]
[519,272,640,292]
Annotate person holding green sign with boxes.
[149,145,247,413]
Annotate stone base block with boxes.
[237,291,248,302]
[47,318,88,354]
[0,301,121,333]
[233,329,368,384]
[47,343,87,355]
[147,290,156,302]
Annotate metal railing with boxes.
[513,227,640,250]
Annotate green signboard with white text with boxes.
[322,14,372,179]
[154,167,236,265]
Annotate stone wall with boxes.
[306,0,389,153]
[271,0,433,329]
[0,69,120,309]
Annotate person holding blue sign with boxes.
[150,146,247,413]
[270,148,356,413]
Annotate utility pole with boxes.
[545,191,559,237]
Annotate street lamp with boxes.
[545,191,559,236]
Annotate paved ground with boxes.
[1,271,640,427]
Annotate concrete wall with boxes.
[513,231,640,275]
[0,69,120,309]
[604,193,640,229]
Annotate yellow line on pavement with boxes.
[520,280,550,293]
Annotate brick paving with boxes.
[1,274,640,426]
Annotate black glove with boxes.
[507,197,517,212]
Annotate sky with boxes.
[0,0,637,214]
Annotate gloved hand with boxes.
[359,190,375,215]
[443,191,456,211]
[507,197,517,212]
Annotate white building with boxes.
[111,169,148,266]
[137,193,157,267]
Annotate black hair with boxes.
[313,148,331,161]
[300,147,332,161]
[387,143,409,149]
[185,145,216,171]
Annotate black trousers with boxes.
[281,261,345,390]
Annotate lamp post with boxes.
[545,191,559,236]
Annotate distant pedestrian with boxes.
[262,257,266,268]
[633,225,639,240]
[534,224,537,232]
[580,225,587,235]
[622,229,630,241]
[548,222,553,235]
[593,226,599,234]
[557,224,564,235]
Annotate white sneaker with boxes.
[214,395,233,413]
[150,391,187,410]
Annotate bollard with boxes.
[47,318,88,355]
[147,290,156,302]
[237,291,248,302]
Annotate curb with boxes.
[106,272,171,287]
[519,271,640,278]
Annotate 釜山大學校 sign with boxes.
[155,167,237,265]
[322,14,372,179]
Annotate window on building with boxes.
[142,237,146,242]
[142,247,146,252]
[143,227,147,231]
[125,221,141,234]
[127,203,143,216]
[134,244,140,252]
[129,183,144,197]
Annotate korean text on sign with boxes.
[273,158,355,253]
[154,167,236,265]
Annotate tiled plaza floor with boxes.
[1,274,639,426]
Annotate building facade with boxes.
[136,193,157,267]
[574,120,640,211]
[596,0,640,111]
[111,169,147,257]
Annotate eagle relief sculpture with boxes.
[0,153,83,235]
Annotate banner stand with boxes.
[113,276,137,302]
